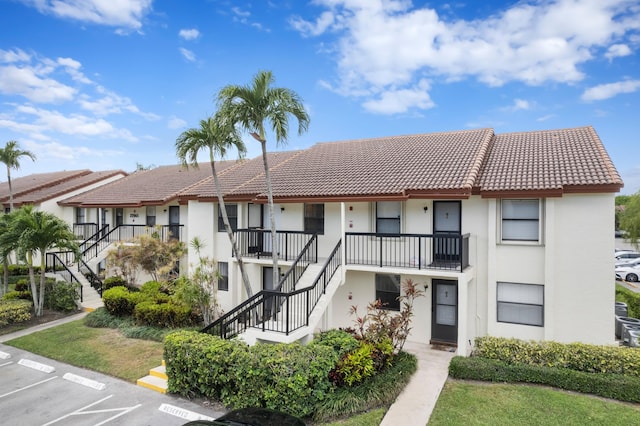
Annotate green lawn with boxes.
[430,380,640,425]
[4,319,164,382]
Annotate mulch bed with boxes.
[0,308,82,336]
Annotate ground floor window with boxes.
[218,262,228,291]
[375,274,401,311]
[497,282,544,326]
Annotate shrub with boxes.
[616,284,640,318]
[103,276,129,291]
[164,331,336,418]
[140,280,169,295]
[2,290,32,301]
[102,286,147,316]
[6,264,30,276]
[133,301,197,328]
[311,329,360,358]
[449,356,640,403]
[85,307,128,328]
[474,336,640,377]
[0,299,32,326]
[44,280,80,312]
[14,279,29,292]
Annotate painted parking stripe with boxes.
[0,376,58,399]
[159,403,214,421]
[0,361,13,368]
[18,358,55,373]
[43,394,142,426]
[0,350,10,359]
[63,372,106,391]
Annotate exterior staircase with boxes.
[137,360,168,394]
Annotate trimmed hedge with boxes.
[133,301,196,328]
[0,299,32,326]
[475,336,640,377]
[616,284,640,318]
[449,356,640,403]
[164,330,337,418]
[2,290,31,301]
[102,286,148,316]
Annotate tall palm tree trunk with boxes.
[209,161,253,298]
[260,141,280,291]
[6,166,13,211]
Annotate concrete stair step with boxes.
[150,365,168,380]
[136,374,167,394]
[137,360,168,394]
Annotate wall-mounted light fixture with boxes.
[423,206,429,213]
[163,209,167,212]
[281,207,285,212]
[423,284,429,290]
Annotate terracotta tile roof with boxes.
[183,151,304,201]
[60,163,226,207]
[10,170,127,207]
[476,126,623,196]
[0,170,92,203]
[221,129,494,201]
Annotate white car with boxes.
[615,257,640,268]
[615,251,640,261]
[616,264,640,282]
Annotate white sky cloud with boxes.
[0,64,76,103]
[168,116,187,129]
[292,0,640,114]
[582,80,640,101]
[179,47,196,62]
[605,44,632,60]
[179,28,200,40]
[20,0,153,31]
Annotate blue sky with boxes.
[1,0,639,194]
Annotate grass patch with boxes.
[5,319,163,382]
[84,307,190,342]
[430,380,640,425]
[315,408,385,426]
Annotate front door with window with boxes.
[433,201,461,263]
[169,206,180,240]
[431,279,458,345]
[248,203,263,254]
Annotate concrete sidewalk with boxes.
[0,311,88,343]
[381,342,455,426]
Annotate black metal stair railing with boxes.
[78,258,104,296]
[202,239,342,339]
[45,252,83,302]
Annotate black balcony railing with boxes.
[73,223,98,240]
[236,229,316,261]
[345,232,470,272]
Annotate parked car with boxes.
[616,258,640,268]
[183,408,306,426]
[616,264,640,282]
[615,251,640,261]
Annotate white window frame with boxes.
[497,282,544,327]
[500,199,542,243]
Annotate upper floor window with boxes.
[501,199,540,242]
[146,206,156,227]
[75,207,86,224]
[376,201,401,234]
[375,273,401,311]
[218,262,229,291]
[497,282,544,326]
[304,203,324,235]
[218,204,238,232]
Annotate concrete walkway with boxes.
[381,342,455,426]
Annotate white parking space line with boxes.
[43,394,142,426]
[159,403,214,421]
[0,361,13,368]
[18,358,55,373]
[0,376,58,399]
[0,350,10,359]
[63,372,106,391]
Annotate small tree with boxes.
[173,238,222,325]
[350,278,425,354]
[107,232,186,285]
[0,140,36,211]
[620,191,640,250]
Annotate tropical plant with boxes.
[0,140,36,211]
[173,237,223,325]
[8,206,78,316]
[217,70,310,290]
[0,212,17,298]
[176,114,253,297]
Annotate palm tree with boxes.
[217,70,310,290]
[0,141,36,211]
[9,206,78,316]
[176,114,254,298]
[0,211,17,298]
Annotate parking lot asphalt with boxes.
[0,343,224,425]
